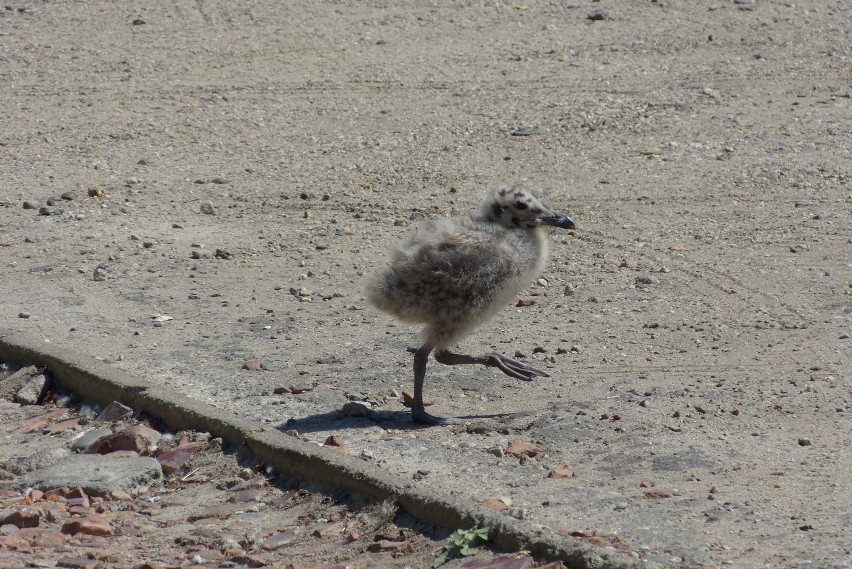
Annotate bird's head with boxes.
[480,185,575,231]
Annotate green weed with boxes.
[433,527,493,567]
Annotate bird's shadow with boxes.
[276,408,528,435]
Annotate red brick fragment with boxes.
[402,391,435,407]
[230,475,266,492]
[157,441,206,474]
[61,516,113,536]
[94,401,134,422]
[17,527,69,547]
[547,468,574,479]
[506,440,543,458]
[103,424,162,454]
[46,418,81,434]
[0,506,42,528]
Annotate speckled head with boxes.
[481,185,575,230]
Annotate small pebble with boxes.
[548,468,574,479]
[22,200,39,210]
[342,402,370,417]
[200,201,216,215]
[507,507,527,520]
[483,499,509,511]
[511,127,545,137]
[797,438,812,446]
[38,205,64,216]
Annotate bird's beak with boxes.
[538,212,575,230]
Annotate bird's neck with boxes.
[530,227,550,272]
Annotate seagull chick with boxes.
[367,185,575,425]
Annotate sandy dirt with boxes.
[1,1,850,568]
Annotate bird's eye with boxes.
[515,201,528,210]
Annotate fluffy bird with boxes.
[367,185,575,425]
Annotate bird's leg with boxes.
[434,349,550,381]
[411,345,465,426]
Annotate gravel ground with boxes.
[1,1,850,568]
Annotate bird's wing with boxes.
[408,224,512,309]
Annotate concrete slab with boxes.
[17,454,163,497]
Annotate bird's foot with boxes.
[411,408,466,426]
[486,352,550,381]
